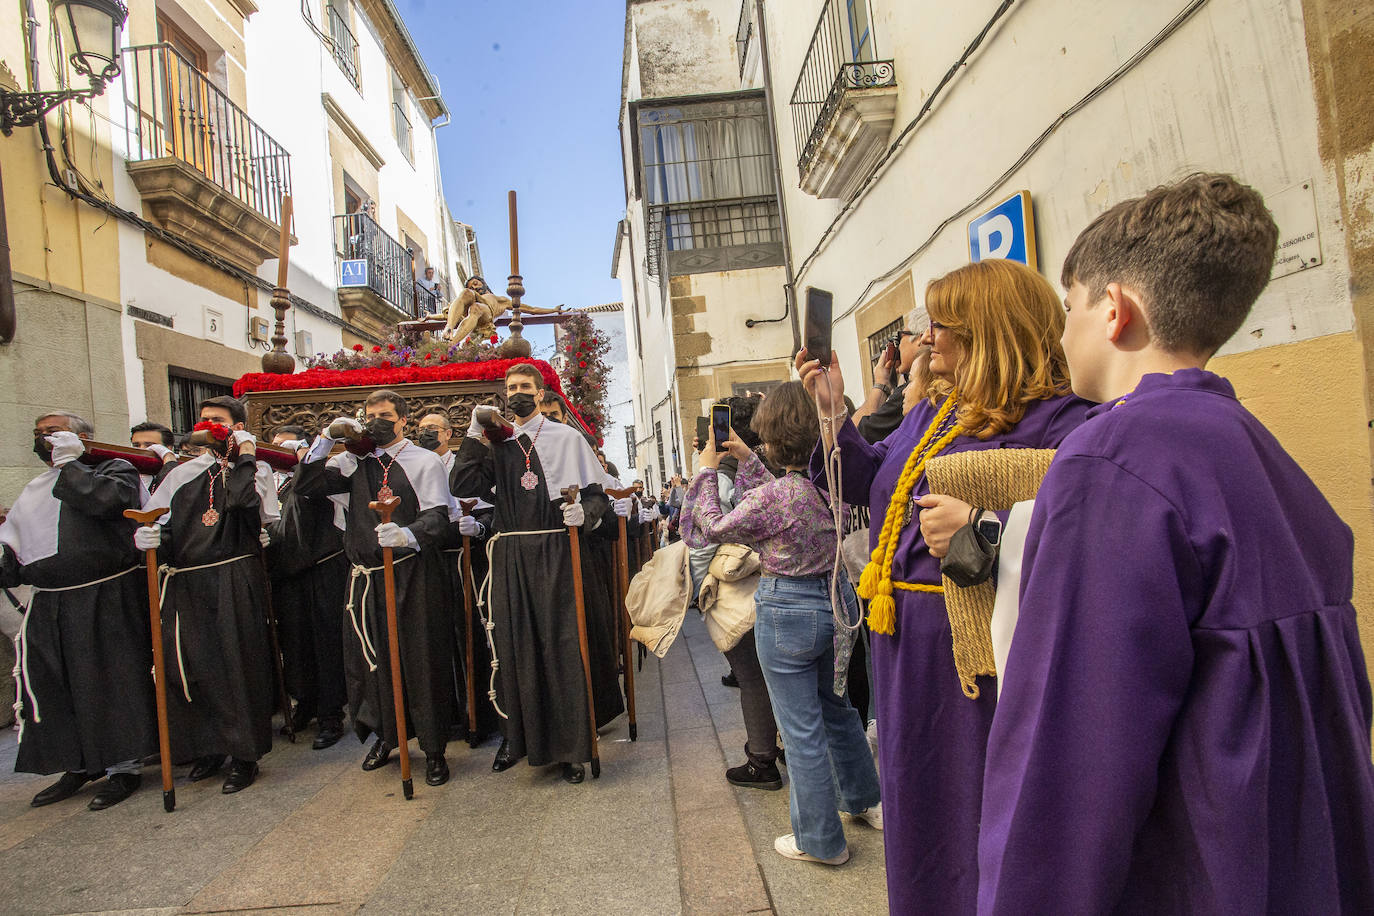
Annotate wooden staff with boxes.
[258,549,296,743]
[607,486,639,742]
[124,507,175,813]
[458,497,480,747]
[370,495,413,800]
[560,485,600,779]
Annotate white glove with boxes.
[325,416,362,439]
[232,430,256,446]
[614,497,633,518]
[46,431,83,467]
[375,522,415,549]
[134,526,161,551]
[562,501,585,528]
[277,439,307,452]
[458,514,483,537]
[639,507,656,524]
[259,528,271,548]
[147,443,176,462]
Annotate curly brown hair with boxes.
[750,381,819,467]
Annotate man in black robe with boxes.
[130,421,179,493]
[451,363,628,784]
[265,427,348,750]
[415,411,500,745]
[294,390,455,786]
[139,396,281,793]
[1,412,157,810]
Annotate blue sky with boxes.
[396,0,628,354]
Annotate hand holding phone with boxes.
[710,404,731,452]
[804,287,834,367]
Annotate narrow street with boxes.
[0,612,886,916]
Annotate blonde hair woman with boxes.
[796,259,1092,915]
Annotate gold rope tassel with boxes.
[859,395,964,636]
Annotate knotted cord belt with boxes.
[158,555,256,703]
[344,553,417,672]
[12,565,142,739]
[477,528,567,720]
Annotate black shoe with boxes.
[491,739,518,772]
[361,737,392,771]
[313,718,345,750]
[721,671,739,688]
[425,754,450,786]
[561,762,585,784]
[88,773,141,810]
[726,758,783,791]
[281,705,314,736]
[188,755,227,782]
[221,758,258,794]
[31,771,97,807]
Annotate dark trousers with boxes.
[723,629,778,764]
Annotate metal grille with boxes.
[867,317,903,370]
[335,213,420,318]
[122,43,292,226]
[393,101,413,159]
[168,372,233,437]
[655,420,666,488]
[736,0,754,77]
[789,0,896,172]
[624,425,636,468]
[327,3,361,89]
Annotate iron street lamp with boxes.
[0,0,128,136]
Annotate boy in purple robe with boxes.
[978,173,1374,915]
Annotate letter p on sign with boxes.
[968,191,1037,270]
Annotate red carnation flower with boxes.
[352,344,364,352]
[387,343,396,351]
[381,360,392,368]
[440,354,448,362]
[490,334,499,344]
[372,345,382,353]
[192,420,231,442]
[591,339,599,345]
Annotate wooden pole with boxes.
[263,193,295,374]
[369,496,413,800]
[607,486,640,741]
[259,551,295,742]
[459,498,479,746]
[124,507,175,813]
[561,485,600,779]
[500,190,531,358]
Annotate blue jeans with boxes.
[754,575,881,859]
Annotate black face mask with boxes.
[366,417,398,447]
[32,435,53,464]
[417,429,442,451]
[507,393,537,419]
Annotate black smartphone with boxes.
[804,287,834,366]
[883,339,899,370]
[695,416,709,449]
[711,404,731,449]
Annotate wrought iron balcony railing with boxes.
[335,212,422,318]
[789,0,895,173]
[327,4,361,89]
[122,43,291,226]
[393,100,413,160]
[646,195,782,278]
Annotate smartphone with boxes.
[711,403,731,449]
[804,287,834,366]
[883,339,899,370]
[695,416,709,449]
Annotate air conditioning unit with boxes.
[294,329,312,355]
[250,316,270,343]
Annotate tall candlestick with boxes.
[508,190,519,277]
[276,195,293,288]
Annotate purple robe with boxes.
[978,370,1374,915]
[814,392,1091,914]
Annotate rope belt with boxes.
[893,581,945,595]
[12,565,142,739]
[478,528,567,720]
[344,553,417,673]
[158,555,257,704]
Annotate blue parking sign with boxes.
[340,259,369,287]
[968,191,1037,270]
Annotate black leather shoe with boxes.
[313,718,344,750]
[361,737,392,771]
[560,762,585,784]
[425,754,449,786]
[88,772,142,810]
[221,758,258,794]
[721,671,739,688]
[726,758,783,791]
[31,771,97,807]
[491,738,518,772]
[187,755,227,782]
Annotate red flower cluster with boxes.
[192,420,231,441]
[233,359,569,400]
[371,345,382,353]
[352,344,364,352]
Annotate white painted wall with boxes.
[761,0,1350,386]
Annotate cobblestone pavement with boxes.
[0,613,887,915]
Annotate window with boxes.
[326,1,361,89]
[391,70,413,160]
[655,420,666,487]
[866,317,903,371]
[168,370,233,436]
[845,0,872,60]
[730,380,784,397]
[624,426,636,469]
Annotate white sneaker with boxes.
[774,833,850,865]
[866,718,879,757]
[850,803,883,831]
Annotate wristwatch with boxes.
[873,382,893,396]
[975,510,1002,547]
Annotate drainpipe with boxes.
[743,0,801,354]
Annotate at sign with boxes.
[968,191,1037,270]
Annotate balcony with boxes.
[646,195,784,278]
[334,213,438,336]
[121,43,293,271]
[789,0,897,200]
[327,4,361,89]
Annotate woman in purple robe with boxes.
[799,259,1092,914]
